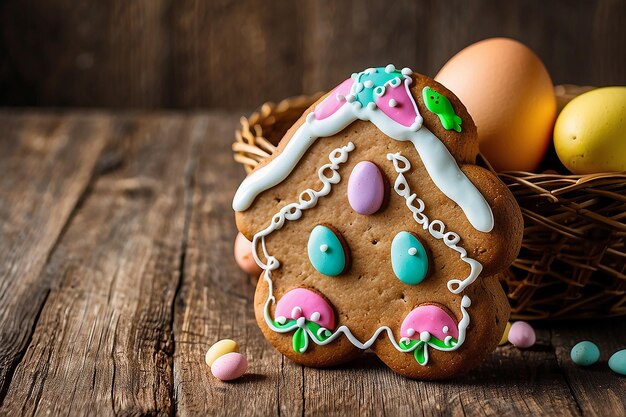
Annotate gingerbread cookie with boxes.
[233,65,523,379]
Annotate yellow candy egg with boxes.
[554,87,626,174]
[436,38,556,172]
[499,322,512,346]
[205,339,239,367]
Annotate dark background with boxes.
[0,0,624,110]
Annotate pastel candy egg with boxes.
[570,341,600,366]
[205,339,239,366]
[307,225,347,276]
[391,231,429,285]
[211,352,248,381]
[609,349,626,376]
[234,233,262,276]
[508,321,536,348]
[347,161,385,215]
[499,322,511,345]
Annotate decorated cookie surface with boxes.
[234,65,523,379]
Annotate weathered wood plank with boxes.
[551,319,626,417]
[170,0,304,108]
[301,0,422,93]
[0,0,170,107]
[301,327,582,416]
[172,113,307,416]
[0,113,108,403]
[0,111,621,416]
[0,114,204,416]
[2,0,624,108]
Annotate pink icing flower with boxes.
[400,304,459,342]
[314,78,353,120]
[375,78,422,130]
[274,288,335,329]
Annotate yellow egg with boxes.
[205,339,239,367]
[499,322,511,346]
[554,87,626,174]
[436,38,556,171]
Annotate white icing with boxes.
[291,306,302,318]
[364,80,374,88]
[385,64,396,73]
[319,244,329,253]
[387,152,483,294]
[388,99,398,107]
[275,316,286,325]
[408,247,417,256]
[407,328,416,337]
[310,311,321,322]
[420,331,431,342]
[443,326,449,333]
[232,66,494,233]
[252,142,473,363]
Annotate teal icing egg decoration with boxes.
[391,231,429,285]
[307,225,347,276]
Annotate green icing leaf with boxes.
[292,327,309,354]
[399,339,421,351]
[305,321,332,342]
[413,344,427,365]
[273,318,298,331]
[428,336,457,349]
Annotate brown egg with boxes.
[234,232,262,276]
[436,38,556,172]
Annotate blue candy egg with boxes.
[307,225,346,276]
[391,231,429,285]
[570,341,600,366]
[609,349,626,376]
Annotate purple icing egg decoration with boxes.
[347,161,386,215]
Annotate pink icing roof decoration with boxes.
[375,78,422,130]
[314,78,354,120]
[274,288,335,329]
[400,304,459,341]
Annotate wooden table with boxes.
[0,111,624,417]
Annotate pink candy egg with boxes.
[234,232,262,276]
[508,321,536,348]
[211,352,248,381]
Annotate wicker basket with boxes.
[232,86,626,320]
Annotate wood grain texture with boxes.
[552,321,626,417]
[0,113,108,403]
[0,114,200,416]
[0,0,624,109]
[0,111,624,416]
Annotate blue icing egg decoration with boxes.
[391,231,429,285]
[307,225,347,276]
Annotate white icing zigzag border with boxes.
[252,142,473,363]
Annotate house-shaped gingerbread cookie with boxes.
[232,65,523,380]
